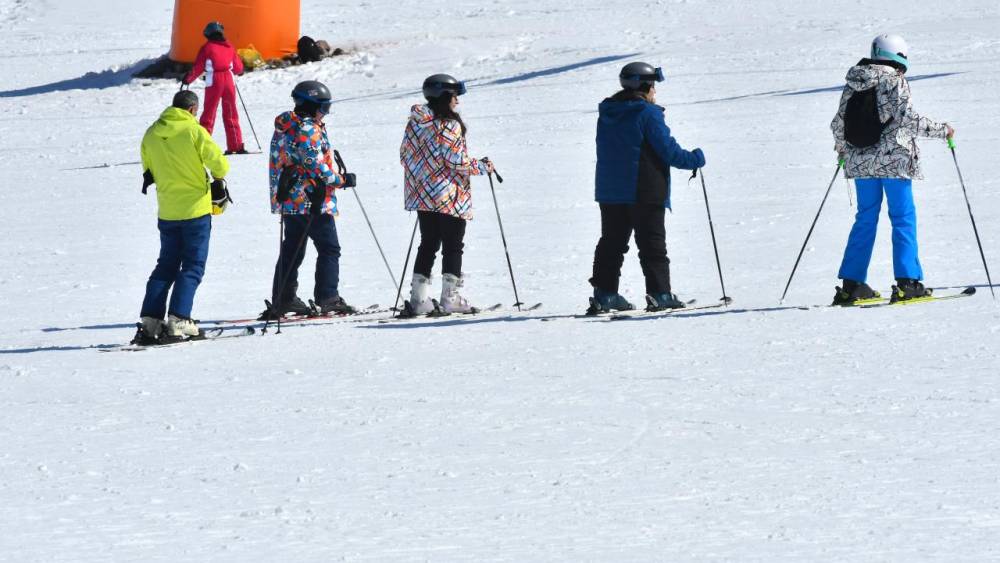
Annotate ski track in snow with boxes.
[2,0,1000,560]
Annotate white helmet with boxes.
[871,34,909,70]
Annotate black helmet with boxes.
[203,21,224,39]
[292,80,333,113]
[422,74,467,100]
[619,62,665,91]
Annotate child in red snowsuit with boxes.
[183,22,246,154]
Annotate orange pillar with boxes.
[169,0,300,63]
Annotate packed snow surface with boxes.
[2,0,999,560]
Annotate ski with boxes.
[859,286,976,308]
[209,303,387,326]
[608,299,732,320]
[376,302,542,324]
[100,326,256,352]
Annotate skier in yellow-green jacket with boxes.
[134,89,230,345]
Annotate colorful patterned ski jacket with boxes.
[140,106,229,221]
[400,104,489,220]
[183,39,244,87]
[268,111,343,215]
[831,60,949,180]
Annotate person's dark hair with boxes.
[294,101,320,118]
[207,31,225,42]
[427,93,467,136]
[609,89,652,103]
[172,90,199,110]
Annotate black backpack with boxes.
[297,36,323,63]
[844,87,893,148]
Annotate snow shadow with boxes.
[685,72,964,105]
[0,58,159,98]
[41,322,137,333]
[336,53,640,104]
[0,344,120,354]
[476,53,639,87]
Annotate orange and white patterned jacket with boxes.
[400,104,488,220]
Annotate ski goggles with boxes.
[431,81,467,97]
[623,67,666,84]
[296,93,334,114]
[873,47,909,71]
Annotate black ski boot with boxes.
[257,296,315,320]
[832,279,880,306]
[586,288,635,315]
[891,279,932,303]
[130,317,163,346]
[646,292,686,311]
[315,295,356,315]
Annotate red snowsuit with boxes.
[184,39,245,153]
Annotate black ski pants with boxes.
[590,203,671,295]
[413,210,467,278]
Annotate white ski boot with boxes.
[405,273,436,316]
[440,273,475,314]
[165,314,204,341]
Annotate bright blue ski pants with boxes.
[838,178,922,283]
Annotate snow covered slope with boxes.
[2,0,999,560]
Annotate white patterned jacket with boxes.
[831,60,949,180]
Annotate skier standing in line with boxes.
[588,62,706,314]
[134,90,230,344]
[399,74,494,315]
[830,34,954,305]
[260,80,356,320]
[182,21,247,155]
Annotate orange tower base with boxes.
[169,0,300,63]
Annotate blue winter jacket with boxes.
[595,94,705,209]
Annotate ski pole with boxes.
[392,216,419,316]
[235,82,262,152]
[332,150,396,291]
[485,161,523,310]
[779,162,842,303]
[948,138,995,299]
[696,169,731,305]
[264,212,317,335]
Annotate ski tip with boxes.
[962,286,977,295]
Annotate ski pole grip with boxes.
[838,158,845,167]
[947,137,956,150]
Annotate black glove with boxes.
[307,183,327,214]
[276,167,297,203]
[142,169,155,194]
[342,173,356,188]
[211,179,232,215]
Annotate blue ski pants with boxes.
[140,214,212,320]
[838,178,923,283]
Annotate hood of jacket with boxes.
[845,59,903,92]
[407,104,436,132]
[598,93,661,125]
[147,106,200,138]
[273,110,300,134]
